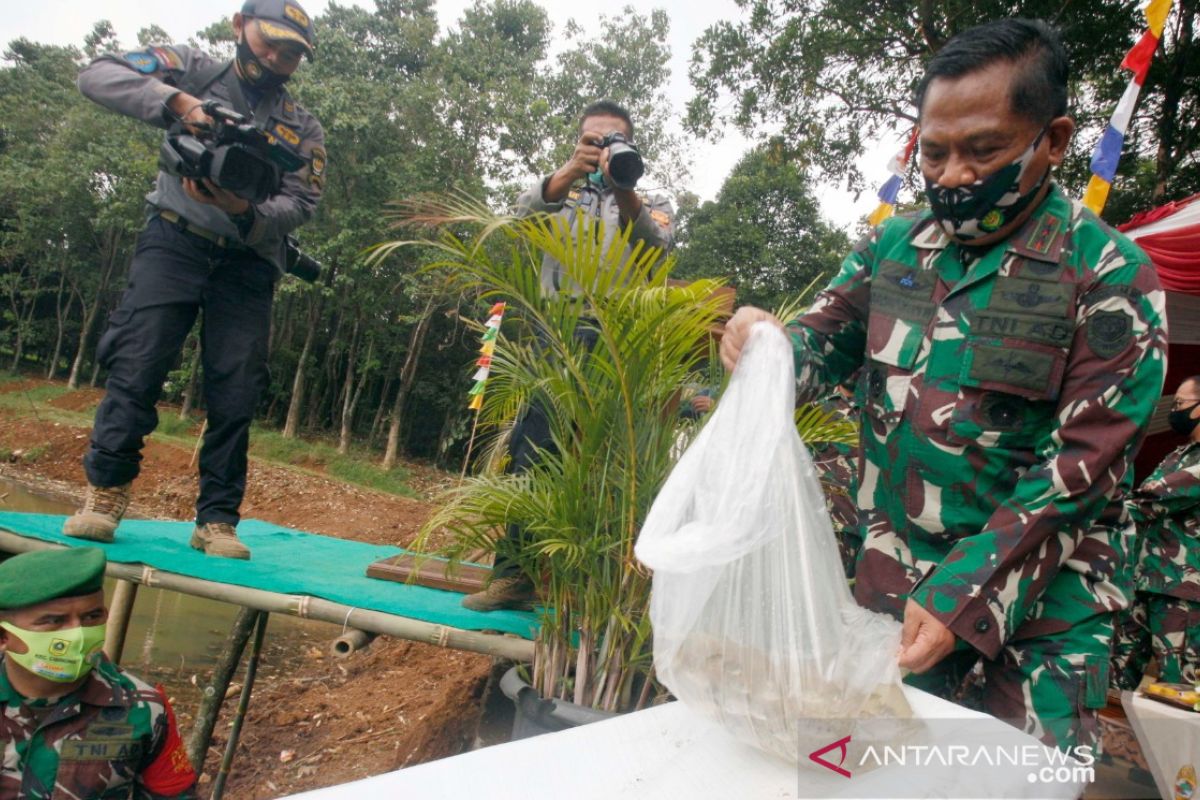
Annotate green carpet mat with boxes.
[0,512,537,639]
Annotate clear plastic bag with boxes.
[636,323,915,764]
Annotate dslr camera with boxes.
[160,101,306,204]
[598,132,645,190]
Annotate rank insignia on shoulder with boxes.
[150,47,182,72]
[650,209,671,228]
[283,99,296,115]
[124,51,159,74]
[274,123,301,147]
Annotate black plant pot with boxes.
[499,666,617,740]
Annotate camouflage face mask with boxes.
[924,126,1050,241]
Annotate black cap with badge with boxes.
[241,0,316,61]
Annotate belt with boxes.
[157,209,248,251]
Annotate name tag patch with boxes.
[60,739,143,762]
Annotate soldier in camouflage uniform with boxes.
[811,386,863,579]
[719,19,1166,749]
[463,100,676,611]
[64,0,326,560]
[0,548,196,799]
[1112,375,1200,689]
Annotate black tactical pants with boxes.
[84,215,275,525]
[491,323,599,578]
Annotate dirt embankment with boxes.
[0,380,496,799]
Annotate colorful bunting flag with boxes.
[1083,0,1175,214]
[467,302,505,411]
[866,128,919,227]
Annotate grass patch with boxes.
[249,425,417,498]
[0,384,71,406]
[155,414,199,438]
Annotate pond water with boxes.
[0,479,337,717]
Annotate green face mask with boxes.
[1,621,106,683]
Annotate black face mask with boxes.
[236,36,289,92]
[1168,401,1200,437]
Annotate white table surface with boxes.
[284,685,1088,800]
[1122,689,1200,799]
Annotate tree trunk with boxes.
[339,335,373,455]
[282,294,322,439]
[179,336,201,420]
[11,272,44,373]
[369,374,394,445]
[337,319,363,455]
[69,230,121,389]
[382,296,436,470]
[48,272,70,380]
[1152,2,1194,202]
[89,358,102,388]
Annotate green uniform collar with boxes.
[0,654,127,709]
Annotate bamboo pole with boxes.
[102,579,138,665]
[330,628,376,658]
[186,606,258,773]
[211,612,268,800]
[0,531,535,662]
[189,419,208,468]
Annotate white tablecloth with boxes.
[284,685,1088,800]
[1122,689,1200,799]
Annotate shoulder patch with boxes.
[150,46,183,72]
[650,208,671,228]
[309,146,326,177]
[1086,310,1133,359]
[283,99,296,115]
[123,51,159,74]
[274,123,301,147]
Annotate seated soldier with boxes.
[1112,374,1200,689]
[0,548,196,799]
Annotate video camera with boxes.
[159,101,306,204]
[598,132,645,191]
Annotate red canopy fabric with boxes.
[1119,193,1200,295]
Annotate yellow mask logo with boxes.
[49,638,70,656]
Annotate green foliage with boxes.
[674,143,851,309]
[687,0,1200,214]
[395,194,726,711]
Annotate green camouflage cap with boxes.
[0,548,106,610]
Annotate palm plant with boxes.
[375,193,856,713]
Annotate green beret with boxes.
[0,548,106,610]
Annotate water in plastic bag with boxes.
[636,323,917,765]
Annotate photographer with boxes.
[64,0,326,560]
[463,101,675,611]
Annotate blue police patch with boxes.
[124,51,159,74]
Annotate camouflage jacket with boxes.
[788,184,1167,659]
[0,656,196,799]
[1132,442,1200,601]
[810,393,862,575]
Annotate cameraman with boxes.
[64,0,326,560]
[462,100,675,611]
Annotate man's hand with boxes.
[182,178,250,216]
[897,598,957,673]
[719,306,784,372]
[168,92,213,136]
[543,132,605,203]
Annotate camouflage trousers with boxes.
[1111,591,1200,690]
[905,609,1112,751]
